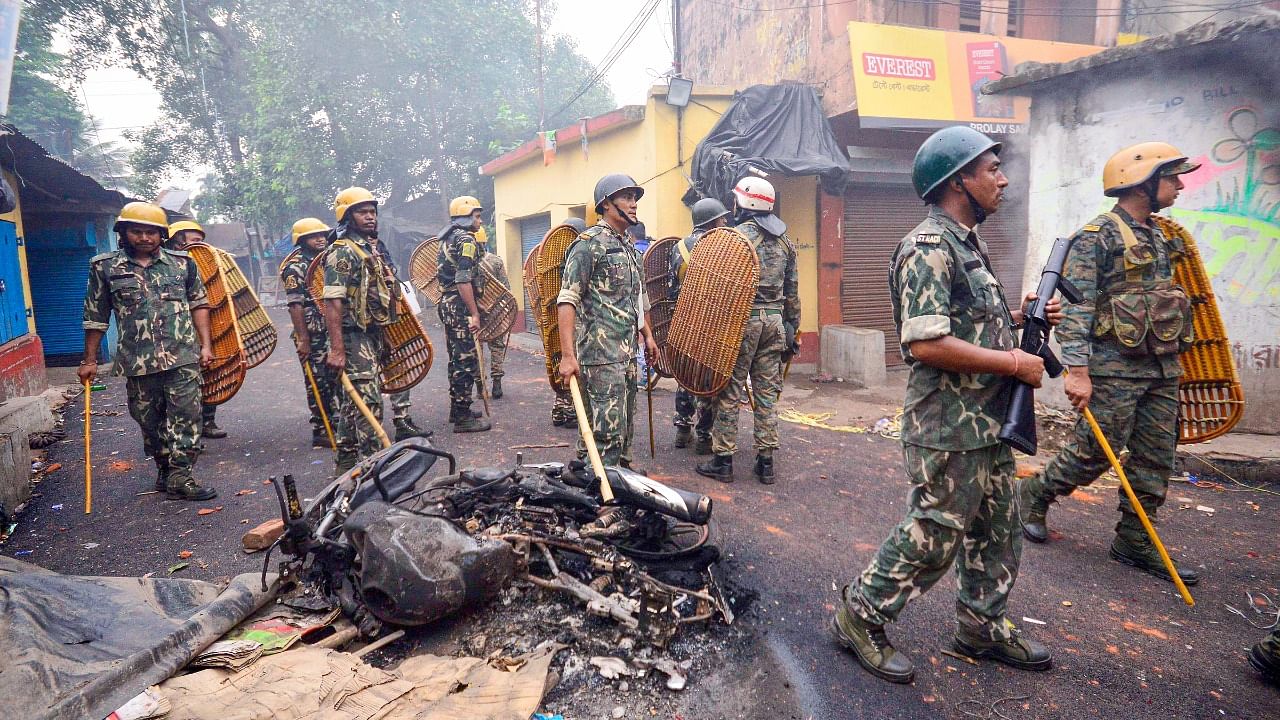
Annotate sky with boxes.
[70,0,675,193]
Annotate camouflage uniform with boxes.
[551,389,575,425]
[281,247,337,440]
[557,222,644,467]
[83,248,209,488]
[669,231,712,439]
[708,217,800,457]
[478,250,510,382]
[436,227,483,413]
[843,206,1024,642]
[1022,207,1191,542]
[322,231,398,469]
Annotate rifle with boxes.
[997,237,1083,455]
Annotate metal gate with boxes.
[841,185,1025,367]
[519,214,551,332]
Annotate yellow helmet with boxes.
[448,195,483,218]
[474,226,489,245]
[1103,142,1201,197]
[291,217,331,245]
[334,186,378,223]
[167,220,204,239]
[114,202,169,237]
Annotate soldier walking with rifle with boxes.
[1018,143,1201,586]
[831,127,1060,683]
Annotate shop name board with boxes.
[848,21,1102,132]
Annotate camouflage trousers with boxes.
[674,387,713,439]
[552,387,574,424]
[387,390,412,422]
[1022,375,1179,540]
[485,332,509,379]
[711,313,785,456]
[845,443,1021,641]
[578,360,638,467]
[297,345,338,439]
[332,326,386,469]
[438,296,478,410]
[126,364,203,485]
[201,403,217,425]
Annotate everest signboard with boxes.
[848,22,1102,133]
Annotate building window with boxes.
[959,0,982,32]
[1007,0,1023,37]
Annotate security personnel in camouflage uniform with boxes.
[696,178,800,484]
[80,202,217,500]
[671,198,728,453]
[475,226,511,399]
[370,235,432,441]
[1018,142,1201,586]
[166,220,228,440]
[1252,627,1280,685]
[831,127,1057,683]
[557,174,658,468]
[280,217,338,448]
[550,218,587,430]
[436,196,491,433]
[322,187,402,472]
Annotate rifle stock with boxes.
[997,237,1082,455]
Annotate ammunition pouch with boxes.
[1095,282,1193,357]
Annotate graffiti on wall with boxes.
[1169,106,1280,308]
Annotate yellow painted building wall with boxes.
[0,169,34,334]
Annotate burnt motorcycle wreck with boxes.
[264,438,732,645]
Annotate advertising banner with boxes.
[848,21,1102,133]
[0,1,20,117]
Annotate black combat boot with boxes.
[753,454,776,484]
[693,434,712,455]
[491,377,503,399]
[154,463,170,492]
[311,428,331,449]
[448,405,482,423]
[394,417,432,441]
[453,412,491,433]
[1249,629,1280,685]
[1017,476,1052,543]
[202,420,228,439]
[696,454,733,483]
[674,426,693,449]
[1109,533,1201,585]
[166,473,217,501]
[830,602,915,684]
[953,623,1053,671]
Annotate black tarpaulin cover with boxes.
[684,83,850,206]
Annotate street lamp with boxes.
[665,76,693,108]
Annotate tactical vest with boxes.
[1091,212,1193,357]
[333,237,401,328]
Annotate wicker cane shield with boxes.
[1152,215,1245,443]
[408,237,443,304]
[523,242,543,331]
[306,248,434,393]
[475,254,518,343]
[189,243,277,368]
[642,236,679,378]
[185,245,246,405]
[666,227,759,397]
[533,223,582,392]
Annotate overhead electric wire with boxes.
[702,0,1275,17]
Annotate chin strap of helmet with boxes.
[1141,175,1162,211]
[608,198,639,227]
[958,177,988,225]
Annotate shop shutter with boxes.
[519,214,551,332]
[28,247,96,361]
[841,185,1025,368]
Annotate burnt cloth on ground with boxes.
[0,557,277,720]
[682,83,850,205]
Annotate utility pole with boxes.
[536,0,545,131]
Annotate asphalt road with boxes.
[10,307,1280,719]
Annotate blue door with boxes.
[0,221,27,345]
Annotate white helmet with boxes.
[733,176,775,212]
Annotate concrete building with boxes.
[481,86,823,365]
[987,16,1280,434]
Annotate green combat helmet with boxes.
[911,126,1003,201]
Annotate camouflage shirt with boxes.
[280,247,327,337]
[668,229,705,298]
[479,250,511,290]
[737,218,801,330]
[321,231,399,329]
[436,228,484,296]
[557,222,644,366]
[1057,207,1184,379]
[891,206,1016,451]
[83,248,209,377]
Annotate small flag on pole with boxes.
[542,130,557,166]
[579,117,590,161]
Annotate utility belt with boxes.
[749,308,783,319]
[1093,281,1193,357]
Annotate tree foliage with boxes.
[23,0,614,235]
